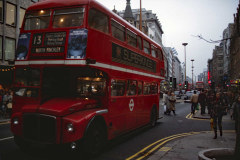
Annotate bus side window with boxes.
[158,49,163,61]
[150,82,158,94]
[143,40,150,54]
[127,80,137,96]
[151,46,158,58]
[111,20,125,42]
[127,30,137,47]
[144,82,150,95]
[138,81,143,95]
[137,36,142,50]
[111,79,126,96]
[88,8,109,33]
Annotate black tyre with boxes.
[83,122,107,155]
[150,107,157,127]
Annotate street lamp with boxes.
[182,43,188,82]
[191,59,194,89]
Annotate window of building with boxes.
[127,80,137,96]
[111,20,125,41]
[19,8,26,28]
[0,36,2,60]
[127,30,137,47]
[143,40,150,54]
[53,7,85,28]
[5,38,15,60]
[88,8,109,33]
[24,9,50,30]
[6,3,16,26]
[137,36,142,50]
[111,79,126,96]
[0,1,3,22]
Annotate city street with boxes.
[0,102,235,160]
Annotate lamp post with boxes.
[191,59,194,89]
[182,43,188,82]
[139,0,142,31]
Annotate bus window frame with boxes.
[110,79,126,97]
[52,7,85,29]
[126,29,137,48]
[111,19,126,42]
[87,7,110,34]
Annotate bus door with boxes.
[109,79,127,136]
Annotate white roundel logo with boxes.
[129,99,134,111]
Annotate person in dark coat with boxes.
[211,92,225,139]
[206,90,214,115]
[198,90,207,114]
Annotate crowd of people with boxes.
[162,89,240,140]
[189,89,240,139]
[0,87,13,119]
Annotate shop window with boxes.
[5,38,15,60]
[6,3,16,26]
[88,8,109,33]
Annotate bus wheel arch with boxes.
[82,115,108,155]
[150,105,157,127]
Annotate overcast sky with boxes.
[96,0,239,78]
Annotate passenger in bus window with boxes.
[118,87,124,96]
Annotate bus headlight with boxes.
[13,118,19,125]
[67,123,74,132]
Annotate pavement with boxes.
[149,110,236,160]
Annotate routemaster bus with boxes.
[196,81,204,91]
[11,0,165,154]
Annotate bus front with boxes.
[11,0,109,151]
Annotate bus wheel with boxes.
[150,107,157,127]
[83,122,107,155]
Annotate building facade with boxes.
[0,0,38,85]
[212,44,224,87]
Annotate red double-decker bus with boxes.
[11,0,165,153]
[196,81,204,91]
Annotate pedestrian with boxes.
[163,91,168,115]
[165,91,172,115]
[206,90,214,115]
[190,90,198,114]
[198,89,207,114]
[168,92,176,115]
[211,92,225,139]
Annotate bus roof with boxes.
[27,0,163,50]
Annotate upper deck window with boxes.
[24,10,50,30]
[53,7,85,28]
[111,20,125,42]
[127,30,137,47]
[88,8,109,33]
[143,40,150,54]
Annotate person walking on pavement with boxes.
[190,90,198,114]
[211,92,225,139]
[198,89,207,114]
[163,91,168,115]
[165,91,172,115]
[168,92,176,116]
[206,90,214,115]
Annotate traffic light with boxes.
[170,77,172,87]
[185,81,188,89]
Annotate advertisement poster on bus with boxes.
[16,33,31,60]
[67,29,88,59]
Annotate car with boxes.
[184,91,193,99]
[174,91,181,99]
